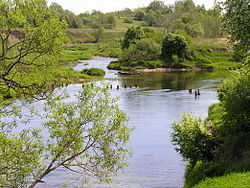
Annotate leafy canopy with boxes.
[161,33,188,62]
[121,26,145,50]
[0,0,67,100]
[222,0,250,58]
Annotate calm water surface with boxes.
[37,57,228,188]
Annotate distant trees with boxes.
[50,4,117,29]
[131,0,222,38]
[50,3,81,28]
[121,26,145,49]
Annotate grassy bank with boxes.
[107,38,242,71]
[194,172,250,188]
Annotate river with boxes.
[37,57,228,187]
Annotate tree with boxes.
[0,84,131,187]
[222,0,250,58]
[121,26,144,49]
[0,0,67,100]
[92,26,105,43]
[161,33,188,62]
[147,0,171,14]
[134,8,145,21]
[104,14,117,29]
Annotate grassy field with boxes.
[194,172,250,188]
[61,18,242,72]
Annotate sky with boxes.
[47,0,219,14]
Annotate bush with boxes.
[80,68,105,76]
[120,38,161,61]
[171,114,217,165]
[174,29,192,44]
[218,65,250,134]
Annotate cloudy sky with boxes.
[47,0,219,14]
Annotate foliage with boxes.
[50,3,82,28]
[0,0,67,100]
[161,33,188,62]
[121,26,144,49]
[174,29,192,44]
[218,66,250,134]
[80,68,106,76]
[171,114,217,165]
[120,38,161,61]
[92,27,105,43]
[134,9,145,21]
[184,161,226,188]
[0,84,131,187]
[107,60,165,70]
[222,0,250,58]
[173,66,250,187]
[194,172,250,188]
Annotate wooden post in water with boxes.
[189,88,192,94]
[197,89,200,95]
[117,85,119,89]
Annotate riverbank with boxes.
[106,38,242,71]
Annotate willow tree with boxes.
[0,84,131,187]
[0,0,67,100]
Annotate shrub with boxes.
[218,65,250,134]
[120,38,161,61]
[171,114,217,165]
[80,68,105,76]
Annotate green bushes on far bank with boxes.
[80,68,105,76]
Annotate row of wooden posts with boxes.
[81,84,138,89]
[108,84,138,89]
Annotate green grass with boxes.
[61,42,122,64]
[107,59,165,70]
[194,172,250,188]
[107,38,242,70]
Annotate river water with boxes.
[37,57,228,188]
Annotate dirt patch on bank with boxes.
[136,68,202,72]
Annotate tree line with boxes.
[50,0,223,38]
